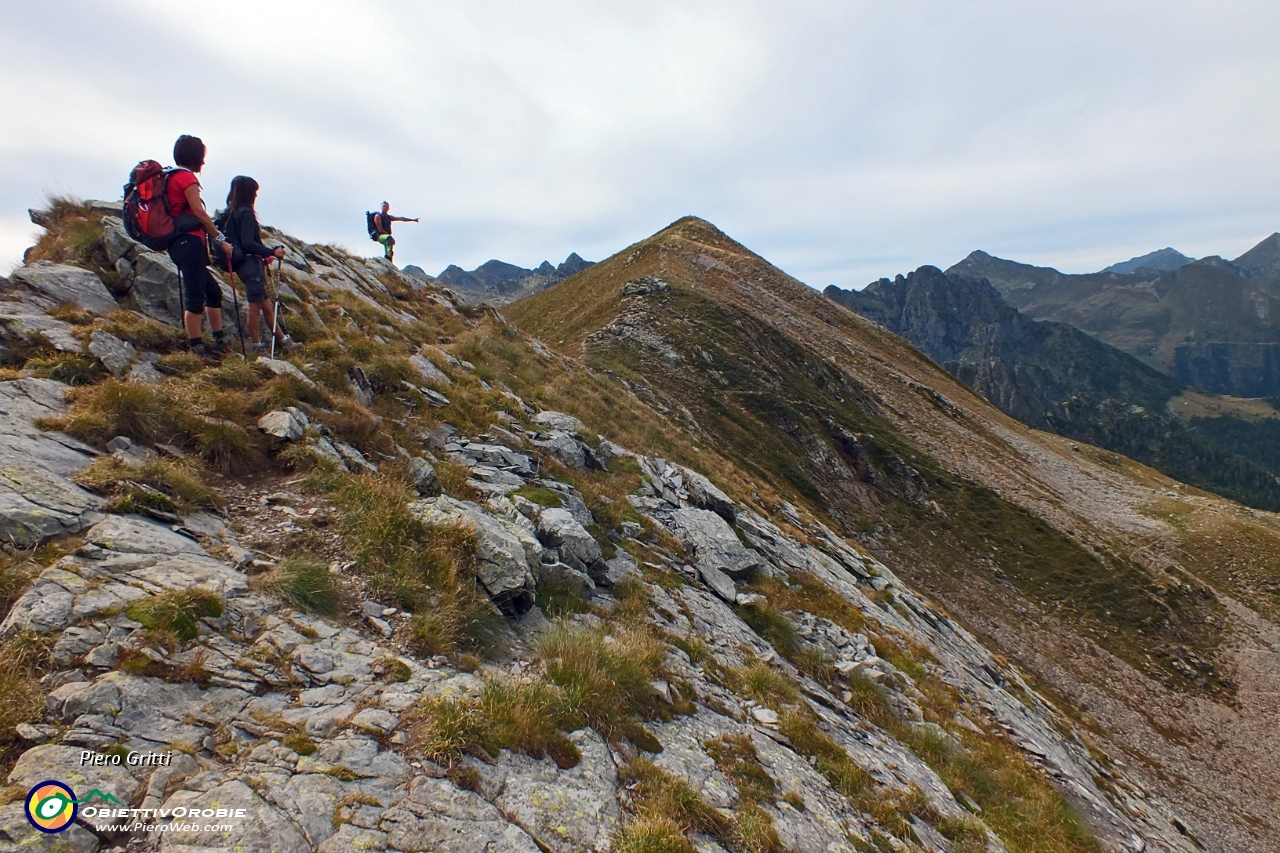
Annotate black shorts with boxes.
[169,235,223,312]
[237,259,268,303]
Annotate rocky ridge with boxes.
[430,254,595,306]
[946,243,1280,397]
[0,204,1198,853]
[509,216,1280,853]
[823,267,1280,512]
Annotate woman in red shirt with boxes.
[168,135,235,358]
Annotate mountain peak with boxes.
[1233,232,1280,282]
[1102,247,1194,275]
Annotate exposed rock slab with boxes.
[10,261,118,314]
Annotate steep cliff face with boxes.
[947,245,1280,397]
[824,268,1280,512]
[0,200,1209,853]
[512,216,1280,853]
[823,267,1183,430]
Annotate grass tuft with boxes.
[125,589,224,642]
[74,455,221,513]
[0,632,51,776]
[251,554,341,615]
[26,353,101,385]
[611,815,696,853]
[536,622,668,742]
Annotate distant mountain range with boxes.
[406,253,594,305]
[948,233,1280,397]
[826,267,1280,511]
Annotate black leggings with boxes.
[169,235,222,312]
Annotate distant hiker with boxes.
[367,201,418,262]
[222,176,298,354]
[168,135,235,358]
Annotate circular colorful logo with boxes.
[25,781,77,833]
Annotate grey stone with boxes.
[529,432,592,470]
[87,514,207,556]
[422,387,451,407]
[0,578,73,636]
[259,410,306,441]
[751,707,779,725]
[0,801,99,852]
[0,479,103,551]
[493,728,623,853]
[351,708,399,735]
[88,329,136,376]
[421,344,463,370]
[128,353,164,384]
[101,215,141,263]
[446,442,536,475]
[409,352,452,387]
[52,625,104,666]
[597,549,642,586]
[85,200,123,217]
[15,723,57,743]
[10,261,118,314]
[407,457,440,495]
[381,776,540,852]
[105,435,133,453]
[334,441,377,474]
[309,437,348,470]
[159,779,310,852]
[535,507,602,571]
[256,357,317,387]
[318,825,389,852]
[0,299,83,352]
[130,251,182,324]
[347,366,374,406]
[537,561,597,599]
[696,560,738,603]
[410,496,536,612]
[680,466,737,523]
[10,743,142,804]
[666,508,761,582]
[531,410,584,434]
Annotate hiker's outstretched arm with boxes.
[391,215,418,223]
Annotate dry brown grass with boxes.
[0,632,52,775]
[24,197,109,270]
[74,455,221,513]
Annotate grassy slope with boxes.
[510,216,1280,845]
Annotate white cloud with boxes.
[3,1,1278,289]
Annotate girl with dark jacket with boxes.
[222,176,297,353]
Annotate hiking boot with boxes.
[278,335,302,353]
[189,342,219,364]
[250,342,268,357]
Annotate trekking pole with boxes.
[224,255,248,356]
[270,257,283,360]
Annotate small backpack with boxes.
[122,161,198,250]
[366,211,379,241]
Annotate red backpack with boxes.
[122,161,196,250]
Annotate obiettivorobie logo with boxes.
[24,781,121,833]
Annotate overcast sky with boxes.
[3,1,1278,289]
